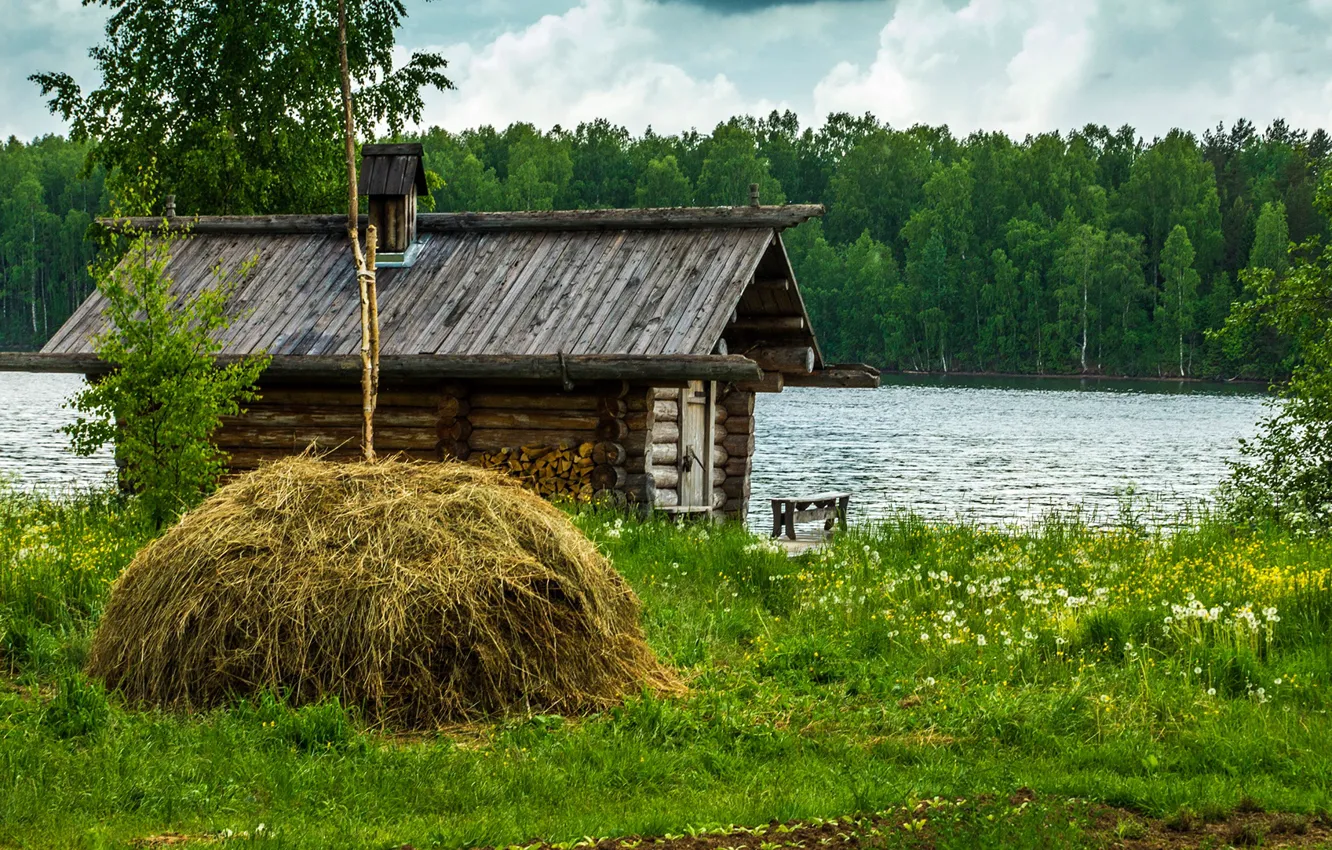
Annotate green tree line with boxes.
[0,136,106,349]
[3,112,1324,377]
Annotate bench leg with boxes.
[785,505,797,541]
[771,502,782,538]
[838,496,850,533]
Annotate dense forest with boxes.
[2,112,1324,378]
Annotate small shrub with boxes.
[1227,821,1266,846]
[42,672,110,739]
[1235,794,1266,814]
[1269,814,1309,835]
[239,692,358,752]
[1114,817,1148,840]
[1164,807,1201,833]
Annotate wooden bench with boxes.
[770,492,850,540]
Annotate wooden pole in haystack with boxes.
[337,0,379,462]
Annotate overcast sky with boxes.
[5,0,1330,143]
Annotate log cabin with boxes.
[7,144,879,519]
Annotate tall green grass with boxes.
[1,493,1331,848]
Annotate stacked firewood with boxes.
[473,442,598,501]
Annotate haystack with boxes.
[86,457,679,727]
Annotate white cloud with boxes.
[812,0,1332,139]
[811,0,1095,137]
[416,0,783,134]
[0,0,107,140]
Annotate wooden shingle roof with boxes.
[42,208,825,372]
[357,143,428,196]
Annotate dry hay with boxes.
[87,456,679,728]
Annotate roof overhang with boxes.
[784,364,881,389]
[0,352,765,385]
[94,205,826,236]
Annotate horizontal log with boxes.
[443,419,472,442]
[783,364,882,389]
[653,443,679,465]
[725,415,754,436]
[714,405,729,426]
[654,388,680,401]
[744,346,814,375]
[723,432,756,458]
[441,441,469,461]
[723,477,751,499]
[94,205,825,235]
[725,457,750,477]
[625,455,648,475]
[713,489,727,510]
[654,399,679,422]
[622,427,650,454]
[591,465,627,491]
[751,277,790,292]
[257,387,441,408]
[652,467,679,489]
[714,338,728,356]
[713,444,729,467]
[468,392,609,411]
[0,352,763,384]
[723,498,747,516]
[735,372,784,394]
[653,422,680,444]
[438,396,469,420]
[597,397,628,417]
[214,426,436,451]
[225,447,444,468]
[728,316,806,332]
[467,428,597,453]
[229,405,438,428]
[654,488,680,509]
[720,391,755,416]
[592,442,626,465]
[469,409,601,431]
[595,419,629,442]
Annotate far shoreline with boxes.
[877,369,1274,388]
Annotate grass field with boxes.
[2,487,1332,848]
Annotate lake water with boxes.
[750,376,1268,528]
[0,372,1268,527]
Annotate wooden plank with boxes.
[648,229,747,356]
[469,392,602,411]
[451,229,562,353]
[240,233,335,355]
[231,405,439,428]
[214,425,437,450]
[568,231,677,355]
[468,428,598,452]
[385,232,502,354]
[268,235,348,354]
[658,229,761,357]
[784,365,881,388]
[527,230,627,355]
[468,410,601,430]
[97,206,826,235]
[463,231,573,355]
[675,230,773,356]
[735,372,783,394]
[432,230,549,354]
[377,234,479,353]
[619,229,727,356]
[502,230,614,355]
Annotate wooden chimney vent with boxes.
[358,143,428,253]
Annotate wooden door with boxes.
[679,380,714,508]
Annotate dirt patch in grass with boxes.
[450,791,1332,850]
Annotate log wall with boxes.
[217,378,753,519]
[717,385,755,519]
[216,383,443,469]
